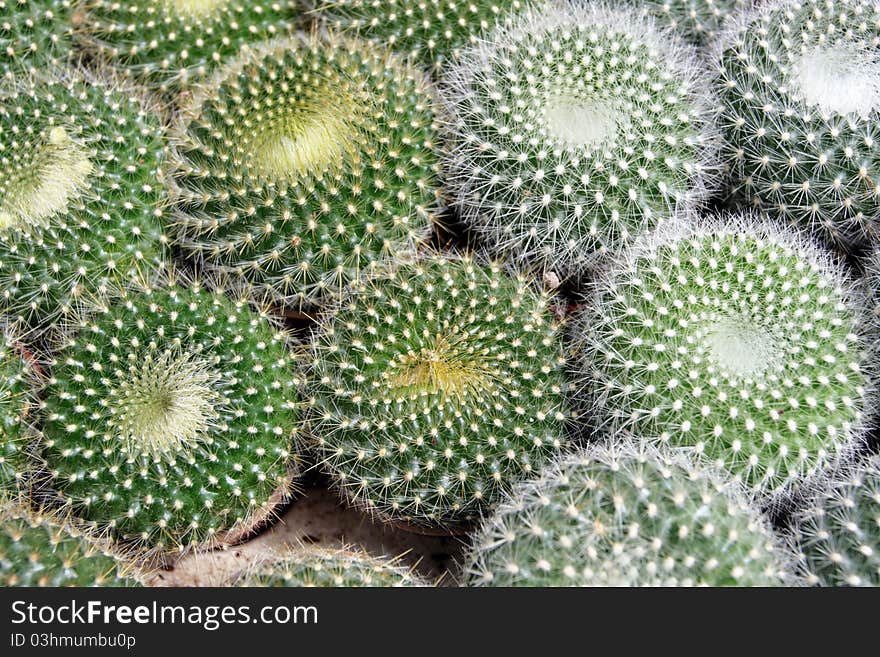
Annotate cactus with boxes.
[714,0,880,253]
[465,441,797,586]
[629,1,749,46]
[0,1,75,78]
[310,0,525,71]
[0,503,143,586]
[441,1,717,279]
[39,278,302,554]
[73,0,302,94]
[793,453,880,586]
[166,35,441,310]
[234,547,428,587]
[568,214,875,502]
[0,69,167,333]
[308,253,572,528]
[0,327,43,496]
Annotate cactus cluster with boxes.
[74,0,302,93]
[441,1,717,278]
[715,0,880,252]
[465,442,796,586]
[0,503,142,586]
[793,453,880,586]
[234,547,428,587]
[309,253,572,527]
[1,0,878,591]
[0,0,74,78]
[39,278,301,553]
[0,70,167,332]
[167,35,441,310]
[310,0,525,71]
[569,215,874,502]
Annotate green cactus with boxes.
[39,278,301,554]
[310,0,525,71]
[234,547,428,587]
[441,1,717,279]
[166,34,441,310]
[73,0,302,94]
[0,1,75,78]
[568,215,874,502]
[0,69,167,333]
[308,253,572,528]
[465,441,797,586]
[715,0,880,252]
[0,503,143,586]
[0,327,43,496]
[630,1,749,46]
[793,453,880,586]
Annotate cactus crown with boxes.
[569,214,875,501]
[40,277,301,552]
[714,0,880,251]
[311,0,525,70]
[794,453,880,586]
[234,547,428,587]
[441,1,717,278]
[75,0,302,91]
[0,124,93,232]
[167,35,440,309]
[0,70,167,330]
[465,442,797,586]
[0,504,143,586]
[309,253,572,527]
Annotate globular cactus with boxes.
[234,547,428,587]
[308,253,572,528]
[630,1,749,46]
[441,1,717,279]
[167,35,441,310]
[715,0,880,252]
[568,214,875,502]
[0,503,143,586]
[73,0,302,94]
[310,0,525,71]
[465,441,797,586]
[793,453,880,586]
[39,277,302,554]
[0,328,42,496]
[0,69,167,333]
[0,1,75,78]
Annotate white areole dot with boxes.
[791,46,880,118]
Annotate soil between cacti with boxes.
[150,486,466,587]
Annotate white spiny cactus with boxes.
[568,213,876,502]
[441,1,718,278]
